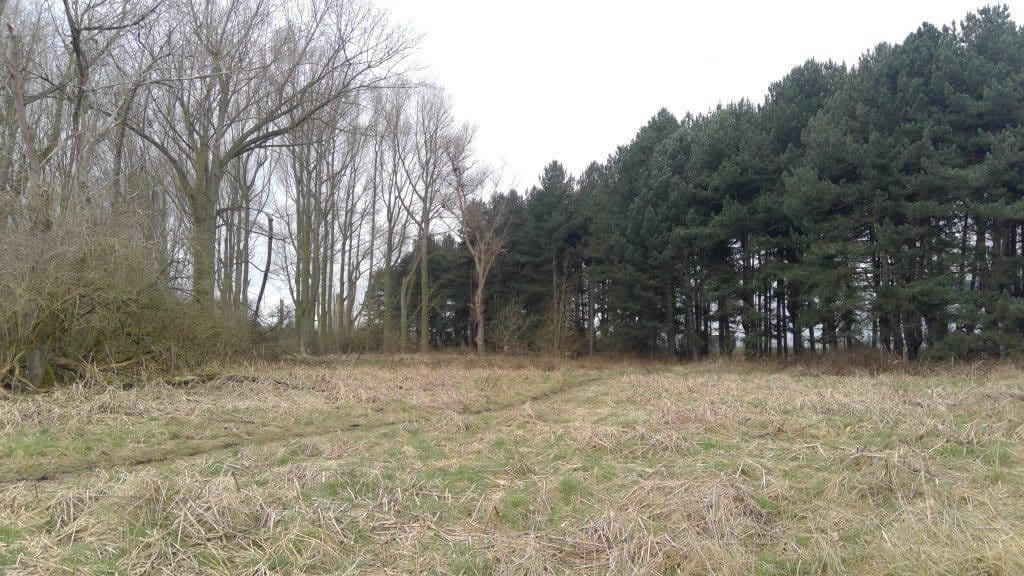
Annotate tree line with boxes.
[0,0,421,386]
[1,2,1022,389]
[0,0,525,383]
[367,6,1024,360]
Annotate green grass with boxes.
[0,524,25,571]
[448,543,491,576]
[557,474,590,503]
[496,485,536,529]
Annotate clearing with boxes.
[1,356,1022,575]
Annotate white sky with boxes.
[375,0,1023,191]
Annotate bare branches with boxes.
[123,0,415,304]
[5,20,48,231]
[0,0,466,360]
[447,120,508,353]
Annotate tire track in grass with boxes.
[1,372,609,484]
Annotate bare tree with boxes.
[0,0,427,380]
[252,214,272,321]
[395,86,454,352]
[336,119,375,343]
[279,106,343,353]
[138,0,411,307]
[58,0,161,211]
[492,297,526,353]
[3,8,56,233]
[218,150,270,312]
[375,88,412,350]
[447,124,507,354]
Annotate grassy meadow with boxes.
[0,356,1022,575]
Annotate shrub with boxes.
[0,217,252,390]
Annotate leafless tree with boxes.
[0,0,512,378]
[492,297,527,354]
[136,0,411,306]
[1,0,168,385]
[395,86,454,352]
[375,87,412,350]
[59,0,162,211]
[447,124,507,354]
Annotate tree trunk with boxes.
[474,276,485,354]
[190,195,217,306]
[776,279,785,356]
[25,348,45,389]
[688,286,698,360]
[665,277,675,359]
[718,296,730,356]
[551,251,560,353]
[383,234,395,352]
[740,237,755,358]
[973,218,986,293]
[253,216,273,320]
[400,281,410,354]
[345,235,358,343]
[419,231,430,352]
[111,86,139,208]
[587,275,595,356]
[400,247,420,354]
[6,27,49,232]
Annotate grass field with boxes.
[1,356,1022,575]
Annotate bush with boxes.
[0,217,252,390]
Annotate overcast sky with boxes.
[375,0,1023,191]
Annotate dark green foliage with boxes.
[367,7,1024,359]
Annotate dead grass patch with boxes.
[2,358,1023,574]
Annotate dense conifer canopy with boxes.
[377,6,1024,359]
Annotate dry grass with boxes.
[1,355,1022,574]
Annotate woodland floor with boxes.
[0,355,1022,575]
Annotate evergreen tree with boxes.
[366,7,1024,360]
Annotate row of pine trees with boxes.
[367,6,1024,360]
